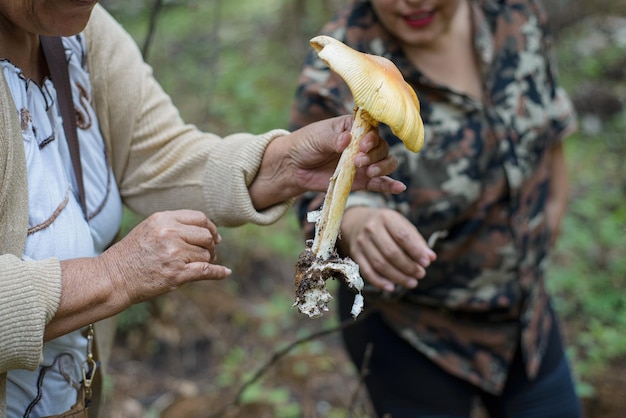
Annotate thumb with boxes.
[335,130,353,153]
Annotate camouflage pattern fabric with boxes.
[289,0,576,394]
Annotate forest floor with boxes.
[105,241,626,418]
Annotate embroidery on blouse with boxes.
[75,82,92,130]
[20,108,31,131]
[27,187,71,235]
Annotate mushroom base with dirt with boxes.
[293,240,364,319]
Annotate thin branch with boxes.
[141,0,164,60]
[203,0,222,120]
[208,307,376,418]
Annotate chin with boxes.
[48,12,94,37]
[58,25,90,36]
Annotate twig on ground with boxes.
[209,308,376,418]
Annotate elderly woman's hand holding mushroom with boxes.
[293,35,425,319]
[248,115,405,212]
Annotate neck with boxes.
[0,21,46,83]
[402,1,483,100]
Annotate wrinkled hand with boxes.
[101,210,231,306]
[250,116,406,210]
[338,206,436,292]
[288,115,405,194]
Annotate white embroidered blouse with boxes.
[3,35,122,416]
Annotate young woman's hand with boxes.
[338,206,436,292]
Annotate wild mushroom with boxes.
[293,35,425,318]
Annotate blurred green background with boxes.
[99,1,626,416]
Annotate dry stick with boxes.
[141,0,164,60]
[208,308,377,418]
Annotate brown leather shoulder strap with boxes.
[40,36,87,217]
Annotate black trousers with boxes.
[338,286,582,418]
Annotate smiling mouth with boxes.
[403,10,436,27]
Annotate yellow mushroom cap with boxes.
[310,35,424,153]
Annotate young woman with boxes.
[290,0,581,416]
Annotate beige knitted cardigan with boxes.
[0,5,291,415]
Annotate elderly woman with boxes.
[0,0,404,415]
[290,0,581,417]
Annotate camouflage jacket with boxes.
[289,0,576,394]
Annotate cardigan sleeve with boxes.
[0,255,61,373]
[84,5,293,227]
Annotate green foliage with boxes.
[558,37,626,88]
[101,0,341,135]
[221,213,303,261]
[116,301,152,333]
[119,206,144,237]
[546,17,626,394]
[215,346,247,387]
[548,117,626,389]
[240,385,301,417]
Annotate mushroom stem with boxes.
[311,107,376,260]
[294,35,424,319]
